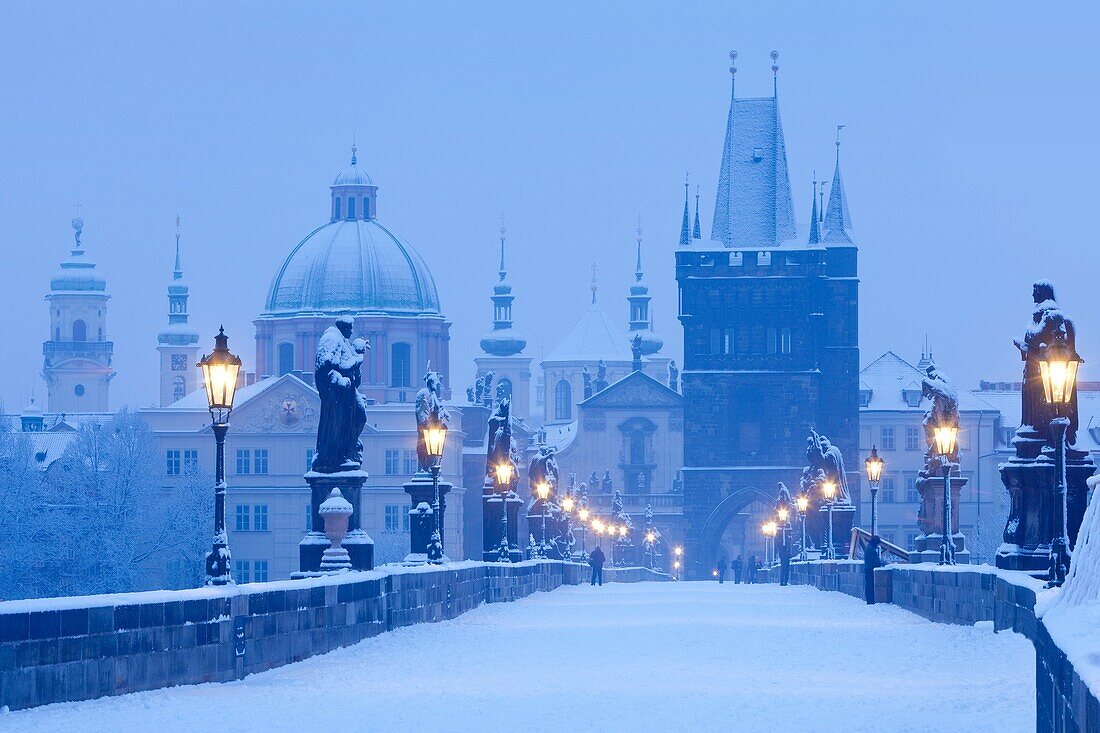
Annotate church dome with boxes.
[263,152,441,317]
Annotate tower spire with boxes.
[590,262,598,304]
[823,124,854,244]
[498,213,507,281]
[692,185,701,239]
[679,173,691,246]
[627,218,662,356]
[173,214,183,280]
[635,216,644,282]
[808,173,821,245]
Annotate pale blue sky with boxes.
[1,2,1097,409]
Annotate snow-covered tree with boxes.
[0,429,48,600]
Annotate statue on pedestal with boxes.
[1014,280,1080,445]
[312,317,368,473]
[582,366,593,400]
[630,334,643,371]
[805,429,851,504]
[668,360,680,392]
[481,371,495,408]
[594,360,609,393]
[921,362,960,466]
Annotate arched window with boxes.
[277,343,295,376]
[363,197,371,219]
[554,380,572,421]
[391,343,412,387]
[72,320,87,342]
[172,376,186,402]
[347,197,356,219]
[54,327,60,341]
[333,197,342,220]
[497,377,513,403]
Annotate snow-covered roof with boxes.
[165,373,311,410]
[543,302,630,364]
[710,95,796,249]
[859,352,996,413]
[543,421,577,452]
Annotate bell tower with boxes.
[157,216,201,405]
[43,217,115,413]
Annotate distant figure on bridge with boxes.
[863,536,885,604]
[732,555,743,584]
[589,546,605,586]
[748,556,760,584]
[778,532,793,587]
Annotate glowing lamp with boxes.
[578,507,590,523]
[618,525,628,537]
[822,481,837,501]
[423,424,448,461]
[494,462,513,487]
[674,546,683,557]
[796,494,809,513]
[864,445,884,487]
[535,482,551,501]
[777,507,790,523]
[561,495,576,513]
[933,425,958,458]
[198,327,242,420]
[1039,336,1082,407]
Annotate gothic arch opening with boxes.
[696,486,776,577]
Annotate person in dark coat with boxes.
[732,555,743,584]
[589,546,605,586]
[863,536,884,604]
[778,531,793,587]
[748,555,760,584]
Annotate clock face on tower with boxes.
[172,354,188,371]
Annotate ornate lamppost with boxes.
[933,424,958,565]
[796,493,809,562]
[822,480,838,560]
[534,481,551,559]
[494,461,514,562]
[762,521,778,565]
[197,327,242,586]
[673,545,683,580]
[561,492,575,560]
[423,418,448,564]
[577,503,590,561]
[644,530,657,569]
[617,524,629,566]
[864,446,884,538]
[1038,333,1082,586]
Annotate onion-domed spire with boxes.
[480,215,526,357]
[627,218,663,356]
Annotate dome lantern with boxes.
[330,145,378,223]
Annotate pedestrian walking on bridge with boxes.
[863,537,884,604]
[589,546,605,586]
[732,555,743,584]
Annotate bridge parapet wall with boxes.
[0,560,588,712]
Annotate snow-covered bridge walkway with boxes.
[2,582,1034,733]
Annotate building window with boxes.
[55,327,60,341]
[333,197,341,220]
[709,328,735,355]
[905,426,920,451]
[253,560,269,582]
[253,449,269,475]
[253,505,269,531]
[391,343,412,387]
[347,197,356,219]
[906,476,919,503]
[385,449,400,475]
[236,449,251,474]
[172,376,186,402]
[906,533,919,550]
[402,449,417,475]
[880,426,895,451]
[74,384,85,397]
[72,319,87,342]
[306,448,315,472]
[235,505,250,531]
[709,328,721,355]
[184,450,199,474]
[234,561,250,584]
[278,343,295,376]
[629,431,646,465]
[779,328,792,354]
[385,504,401,532]
[554,380,572,420]
[767,328,777,355]
[880,476,896,503]
[166,450,181,476]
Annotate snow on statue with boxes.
[415,365,449,473]
[312,317,368,473]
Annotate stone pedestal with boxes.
[996,444,1095,571]
[403,472,452,563]
[912,470,970,564]
[816,504,855,558]
[482,480,523,562]
[300,470,373,573]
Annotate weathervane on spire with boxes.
[835,124,845,160]
[590,262,598,304]
[771,50,779,96]
[635,216,644,282]
[498,213,507,281]
[174,213,184,280]
[351,139,358,166]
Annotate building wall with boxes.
[43,292,114,413]
[157,345,199,407]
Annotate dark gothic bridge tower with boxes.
[675,53,860,578]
